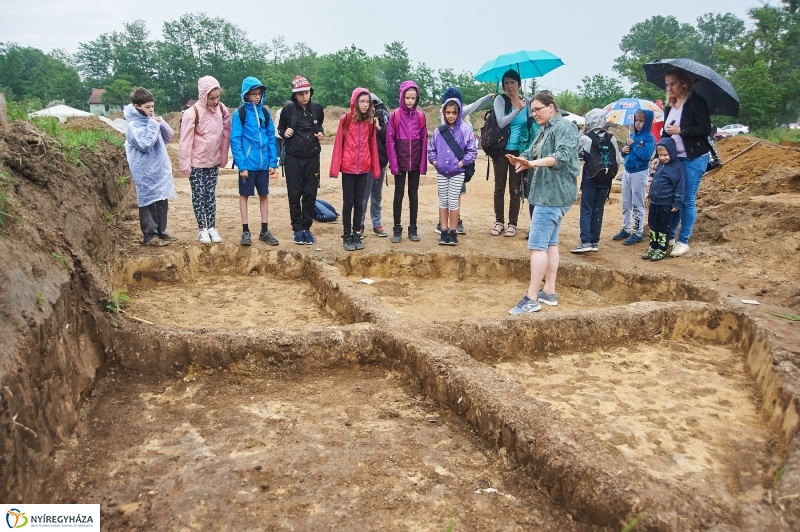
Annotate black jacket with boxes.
[278,101,324,158]
[661,93,712,161]
[375,105,389,168]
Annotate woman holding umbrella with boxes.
[490,69,531,238]
[658,67,712,257]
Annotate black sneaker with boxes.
[456,219,466,235]
[448,230,458,246]
[343,233,355,251]
[438,230,449,245]
[408,225,420,242]
[240,231,252,246]
[259,230,279,246]
[353,234,365,250]
[391,225,402,244]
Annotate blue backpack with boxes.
[314,199,339,222]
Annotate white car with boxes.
[720,124,750,135]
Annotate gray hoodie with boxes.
[580,108,621,163]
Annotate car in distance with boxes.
[720,124,750,135]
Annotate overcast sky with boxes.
[5,0,759,92]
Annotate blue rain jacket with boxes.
[231,76,278,171]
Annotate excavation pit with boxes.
[334,252,718,320]
[45,361,583,531]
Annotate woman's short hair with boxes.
[130,87,154,105]
[533,91,559,112]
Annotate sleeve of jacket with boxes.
[550,122,580,170]
[427,129,439,165]
[630,134,656,167]
[370,124,381,178]
[418,112,428,175]
[178,110,195,176]
[329,115,346,178]
[462,127,478,166]
[316,103,325,135]
[672,166,687,210]
[127,120,160,153]
[266,114,278,169]
[159,120,174,144]
[230,109,245,169]
[682,97,712,140]
[386,111,399,175]
[218,105,232,168]
[277,104,289,138]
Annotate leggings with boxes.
[436,174,465,210]
[393,170,420,226]
[188,166,219,230]
[342,173,368,234]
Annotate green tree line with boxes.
[2,4,800,130]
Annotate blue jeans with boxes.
[360,166,385,229]
[528,205,570,251]
[579,185,610,244]
[668,154,709,244]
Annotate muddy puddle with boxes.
[46,362,589,532]
[493,339,781,504]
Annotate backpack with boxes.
[479,95,512,158]
[437,124,475,182]
[236,104,271,129]
[391,109,426,132]
[585,131,619,183]
[314,198,339,222]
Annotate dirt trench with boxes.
[1,121,800,531]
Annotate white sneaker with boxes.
[670,242,690,257]
[198,229,211,244]
[208,227,222,243]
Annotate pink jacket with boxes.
[179,75,232,176]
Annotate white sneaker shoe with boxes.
[207,227,222,243]
[198,228,211,244]
[670,242,690,256]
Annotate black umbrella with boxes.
[643,58,739,117]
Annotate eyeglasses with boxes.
[531,105,549,114]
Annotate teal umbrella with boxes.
[474,50,564,83]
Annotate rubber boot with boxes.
[391,225,402,244]
[343,233,355,251]
[408,225,420,242]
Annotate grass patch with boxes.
[36,292,45,308]
[752,127,800,144]
[116,175,130,188]
[51,252,69,271]
[31,117,124,167]
[621,511,647,532]
[775,466,786,487]
[768,312,800,322]
[106,288,130,313]
[105,213,115,223]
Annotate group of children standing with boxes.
[573,108,686,261]
[126,74,476,252]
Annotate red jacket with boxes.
[329,87,381,178]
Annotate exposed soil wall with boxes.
[0,121,133,502]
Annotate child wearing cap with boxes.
[277,75,325,245]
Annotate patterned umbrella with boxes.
[602,98,664,126]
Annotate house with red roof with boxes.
[87,88,120,116]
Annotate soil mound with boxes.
[64,115,122,137]
[164,111,183,143]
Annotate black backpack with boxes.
[585,131,619,183]
[479,95,512,158]
[237,104,271,128]
[437,124,475,182]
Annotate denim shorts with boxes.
[528,205,571,250]
[239,170,270,196]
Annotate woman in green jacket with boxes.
[506,92,580,315]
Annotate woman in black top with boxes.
[658,67,712,257]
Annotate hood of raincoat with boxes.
[370,92,384,107]
[350,88,371,112]
[398,80,420,111]
[123,103,175,207]
[441,97,463,130]
[198,75,222,109]
[240,76,266,105]
[656,137,680,167]
[584,108,606,133]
